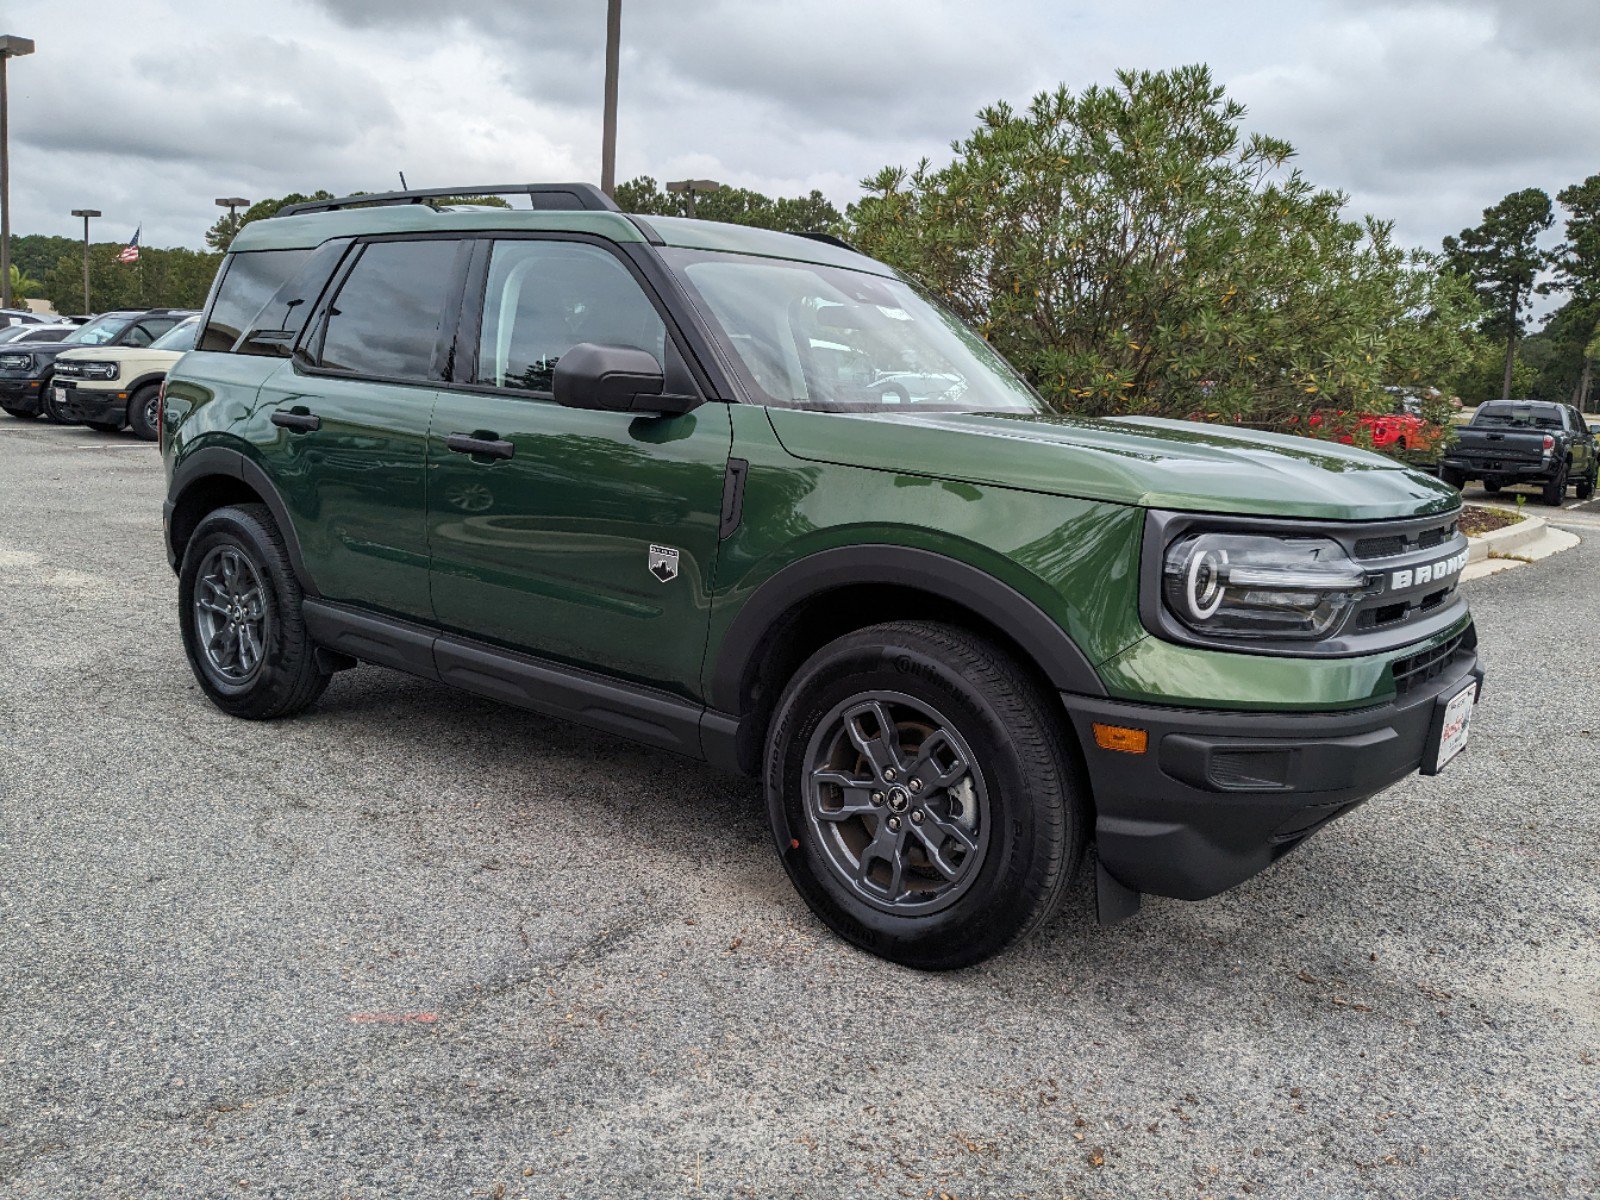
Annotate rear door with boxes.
[425,236,730,698]
[256,236,469,621]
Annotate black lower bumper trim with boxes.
[58,384,127,424]
[1062,642,1482,902]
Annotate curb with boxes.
[1466,514,1545,563]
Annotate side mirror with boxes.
[553,342,698,416]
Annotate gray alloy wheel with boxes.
[802,690,990,916]
[192,544,270,685]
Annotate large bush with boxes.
[847,66,1479,429]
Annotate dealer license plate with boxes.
[1432,681,1477,772]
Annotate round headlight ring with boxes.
[1186,547,1227,620]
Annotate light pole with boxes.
[214,196,249,247]
[0,35,36,311]
[70,208,99,314]
[600,0,620,197]
[666,179,721,219]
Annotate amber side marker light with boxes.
[1092,723,1149,754]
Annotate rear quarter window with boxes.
[201,249,315,352]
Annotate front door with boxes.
[426,237,731,698]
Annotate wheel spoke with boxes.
[810,769,880,821]
[196,599,230,616]
[843,700,903,781]
[908,728,970,791]
[910,820,968,881]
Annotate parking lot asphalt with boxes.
[2,420,1596,1200]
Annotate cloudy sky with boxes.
[5,0,1596,261]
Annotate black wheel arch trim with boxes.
[708,543,1107,715]
[166,444,320,597]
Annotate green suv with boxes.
[163,183,1482,968]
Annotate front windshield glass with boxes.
[150,316,200,352]
[664,248,1045,414]
[63,314,130,346]
[1473,403,1562,430]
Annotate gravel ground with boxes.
[1,420,1596,1199]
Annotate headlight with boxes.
[1163,533,1372,640]
[0,353,32,372]
[77,361,119,380]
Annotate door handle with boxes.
[271,409,321,432]
[446,433,515,460]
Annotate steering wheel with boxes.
[868,379,912,404]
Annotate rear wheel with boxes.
[1483,479,1502,495]
[1541,462,1569,506]
[765,620,1084,970]
[1578,463,1596,502]
[178,503,331,720]
[128,384,161,441]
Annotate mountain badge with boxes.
[648,544,680,583]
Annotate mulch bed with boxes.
[1459,504,1526,537]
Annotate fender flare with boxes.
[124,371,169,398]
[708,544,1105,715]
[167,444,319,596]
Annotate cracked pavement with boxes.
[1,421,1596,1198]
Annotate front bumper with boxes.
[56,382,128,425]
[0,376,47,414]
[1064,630,1482,902]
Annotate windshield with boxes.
[1472,403,1562,430]
[63,314,131,346]
[150,316,200,352]
[663,248,1045,414]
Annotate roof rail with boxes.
[796,230,862,253]
[275,183,621,218]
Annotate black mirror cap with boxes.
[553,342,698,415]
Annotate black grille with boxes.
[1354,519,1458,560]
[1391,626,1474,694]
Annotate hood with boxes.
[765,408,1460,521]
[57,345,182,363]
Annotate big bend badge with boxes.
[647,544,680,583]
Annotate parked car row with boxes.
[0,308,198,440]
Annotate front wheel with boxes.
[765,621,1084,970]
[39,383,75,425]
[178,504,331,720]
[128,384,161,441]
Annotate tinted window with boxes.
[123,318,178,347]
[473,240,665,393]
[237,240,349,357]
[202,249,313,352]
[150,317,200,352]
[317,239,460,380]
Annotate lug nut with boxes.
[911,809,924,824]
[871,791,885,806]
[886,816,901,832]
[883,768,897,782]
[908,779,922,793]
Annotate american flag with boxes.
[118,227,141,263]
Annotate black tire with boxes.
[86,420,122,433]
[1439,465,1466,489]
[39,382,75,425]
[2,405,37,419]
[1541,462,1569,506]
[1483,479,1502,495]
[765,620,1084,970]
[178,503,331,720]
[1577,465,1596,502]
[127,384,161,441]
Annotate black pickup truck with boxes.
[1440,400,1597,504]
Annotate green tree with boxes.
[615,175,840,233]
[1542,174,1600,410]
[1442,188,1553,401]
[205,191,337,250]
[41,243,221,314]
[6,263,40,299]
[847,66,1479,430]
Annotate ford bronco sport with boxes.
[162,183,1483,969]
[56,314,200,439]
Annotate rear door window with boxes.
[315,239,462,381]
